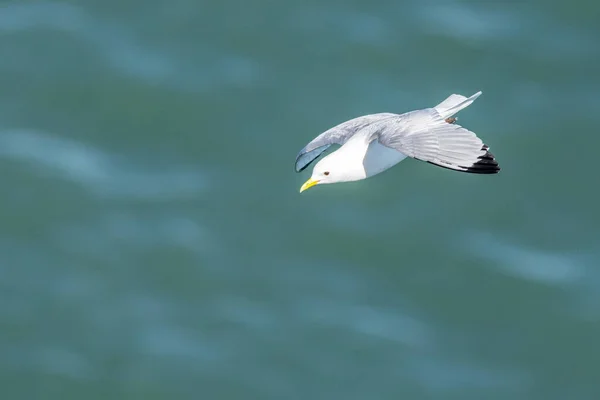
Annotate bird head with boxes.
[299,153,362,192]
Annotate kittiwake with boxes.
[295,91,500,193]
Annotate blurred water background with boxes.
[0,0,599,399]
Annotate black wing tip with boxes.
[428,144,501,174]
[468,145,500,174]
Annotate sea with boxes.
[0,1,599,399]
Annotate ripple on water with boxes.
[460,231,586,286]
[288,7,392,47]
[409,355,532,393]
[269,258,434,349]
[0,2,263,91]
[415,3,521,41]
[0,129,208,201]
[52,213,215,264]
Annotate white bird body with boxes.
[362,139,409,178]
[317,130,409,183]
[295,91,499,192]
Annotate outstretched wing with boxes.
[295,113,395,172]
[374,109,500,174]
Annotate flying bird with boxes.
[295,91,499,193]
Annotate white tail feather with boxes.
[434,91,482,119]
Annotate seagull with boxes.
[295,91,499,193]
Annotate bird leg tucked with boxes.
[445,117,456,124]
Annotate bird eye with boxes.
[324,171,330,176]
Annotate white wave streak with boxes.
[462,231,585,286]
[0,129,207,200]
[0,2,170,81]
[0,2,261,89]
[297,299,431,348]
[416,3,519,40]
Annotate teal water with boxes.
[1,1,599,399]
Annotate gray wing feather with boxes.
[375,109,500,174]
[295,113,396,172]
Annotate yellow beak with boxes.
[299,178,319,193]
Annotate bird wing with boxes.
[373,108,500,174]
[434,91,482,119]
[294,113,396,172]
